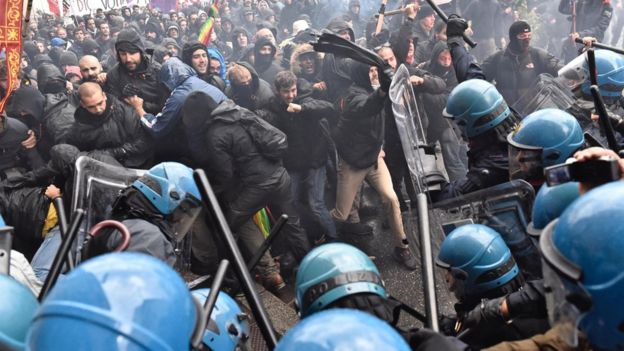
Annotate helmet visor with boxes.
[167,194,202,242]
[542,259,589,347]
[508,143,543,181]
[558,53,587,91]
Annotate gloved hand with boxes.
[461,297,506,329]
[378,64,393,93]
[122,83,141,98]
[446,14,469,38]
[608,114,624,134]
[438,314,458,336]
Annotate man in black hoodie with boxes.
[105,29,166,115]
[481,21,562,106]
[253,36,284,86]
[225,62,274,111]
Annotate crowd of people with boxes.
[0,0,623,350]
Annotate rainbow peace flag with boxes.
[198,0,219,46]
[253,208,272,238]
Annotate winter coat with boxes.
[257,81,337,172]
[188,99,285,196]
[144,57,226,139]
[105,29,166,115]
[0,182,49,259]
[559,0,613,41]
[67,94,153,168]
[335,74,386,169]
[38,92,80,160]
[225,61,274,111]
[0,117,45,177]
[482,46,562,105]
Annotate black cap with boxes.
[416,6,435,20]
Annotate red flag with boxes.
[0,0,24,112]
[47,0,60,17]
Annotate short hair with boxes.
[227,63,252,84]
[274,70,297,91]
[78,82,103,99]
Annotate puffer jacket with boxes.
[105,29,167,115]
[66,94,153,168]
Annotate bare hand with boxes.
[574,147,624,193]
[582,36,596,46]
[21,130,37,149]
[44,184,61,200]
[405,3,420,19]
[96,72,107,84]
[287,103,302,113]
[66,81,74,92]
[410,75,424,86]
[312,81,327,91]
[125,95,144,109]
[570,32,580,41]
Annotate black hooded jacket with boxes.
[335,63,386,170]
[225,61,274,111]
[253,37,284,86]
[0,117,45,177]
[105,29,166,115]
[257,80,337,172]
[184,98,285,197]
[67,93,153,168]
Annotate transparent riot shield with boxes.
[389,64,448,194]
[512,73,608,148]
[69,156,196,274]
[431,180,542,280]
[389,64,448,330]
[512,74,576,117]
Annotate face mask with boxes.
[519,38,531,52]
[255,53,272,67]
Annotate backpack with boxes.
[240,111,288,161]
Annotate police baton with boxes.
[574,37,624,56]
[247,214,288,272]
[52,197,75,271]
[587,48,620,152]
[191,259,230,350]
[193,169,278,350]
[39,209,84,301]
[422,0,477,48]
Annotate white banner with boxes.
[69,0,150,16]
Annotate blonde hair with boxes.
[227,63,252,84]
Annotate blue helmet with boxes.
[559,49,624,99]
[540,181,624,350]
[0,275,39,351]
[132,162,200,215]
[443,79,516,138]
[436,224,520,300]
[276,309,411,351]
[27,252,198,351]
[132,162,202,241]
[526,182,580,236]
[191,289,249,351]
[507,109,584,181]
[295,243,386,317]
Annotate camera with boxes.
[544,157,621,187]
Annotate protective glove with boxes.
[461,297,506,330]
[438,314,458,336]
[446,14,469,38]
[378,64,393,93]
[122,83,141,98]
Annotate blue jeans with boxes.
[31,226,63,282]
[290,167,337,240]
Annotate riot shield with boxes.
[431,180,542,280]
[389,64,448,193]
[511,74,576,117]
